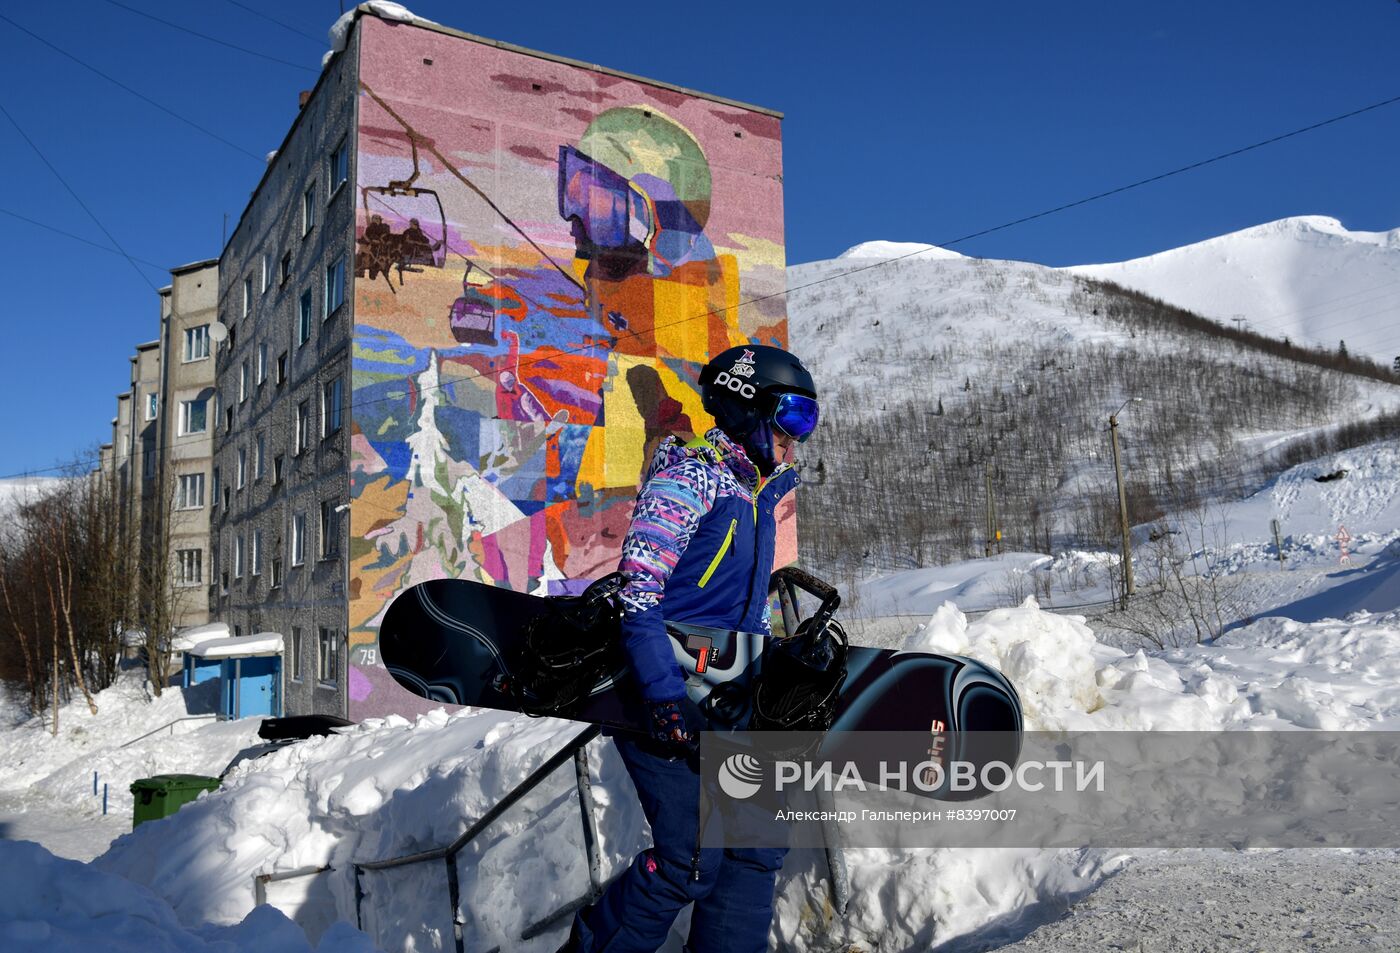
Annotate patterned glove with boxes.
[648,697,706,753]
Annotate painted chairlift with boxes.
[358,131,449,294]
[449,262,498,346]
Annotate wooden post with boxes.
[1110,414,1134,603]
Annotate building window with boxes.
[239,360,249,402]
[329,137,348,193]
[296,400,310,454]
[145,393,158,421]
[280,251,291,285]
[177,549,202,586]
[257,343,267,385]
[317,627,339,685]
[273,454,284,485]
[261,253,272,293]
[325,256,345,316]
[271,555,283,590]
[298,290,312,345]
[290,626,302,680]
[177,473,205,509]
[321,377,342,438]
[222,484,230,511]
[211,467,220,506]
[225,405,234,434]
[251,529,263,576]
[144,451,156,479]
[302,183,316,235]
[179,399,207,435]
[184,325,210,362]
[292,513,306,566]
[234,533,245,578]
[320,500,340,558]
[242,277,252,318]
[237,447,248,490]
[275,351,287,386]
[255,434,265,480]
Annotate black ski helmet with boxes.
[698,345,818,459]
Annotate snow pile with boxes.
[0,669,261,818]
[325,2,438,68]
[90,584,1400,952]
[0,840,379,953]
[1066,215,1400,363]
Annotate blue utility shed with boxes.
[189,632,284,720]
[174,622,230,688]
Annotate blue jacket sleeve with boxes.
[616,460,715,702]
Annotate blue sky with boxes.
[2,0,1398,475]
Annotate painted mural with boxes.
[347,17,792,718]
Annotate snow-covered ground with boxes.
[1066,215,1400,364]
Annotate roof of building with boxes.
[189,632,285,659]
[172,622,232,652]
[171,258,219,276]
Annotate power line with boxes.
[342,90,1400,417]
[220,0,324,44]
[0,207,168,270]
[7,89,1400,478]
[0,99,157,293]
[98,0,319,74]
[0,11,267,163]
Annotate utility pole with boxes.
[1109,399,1140,605]
[984,462,998,558]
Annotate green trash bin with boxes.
[130,774,220,828]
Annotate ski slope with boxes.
[1066,215,1400,364]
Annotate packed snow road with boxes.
[981,849,1400,952]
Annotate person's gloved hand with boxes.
[648,696,706,754]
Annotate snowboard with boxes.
[377,568,1023,793]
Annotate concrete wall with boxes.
[346,15,790,719]
[161,262,219,630]
[212,30,360,718]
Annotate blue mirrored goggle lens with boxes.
[772,392,819,441]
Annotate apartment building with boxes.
[158,260,219,630]
[213,7,788,720]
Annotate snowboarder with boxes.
[561,344,821,953]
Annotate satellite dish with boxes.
[208,322,229,343]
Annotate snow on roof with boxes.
[325,2,434,67]
[189,632,284,659]
[171,622,231,652]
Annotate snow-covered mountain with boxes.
[1065,216,1400,365]
[787,237,1400,587]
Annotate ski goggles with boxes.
[558,145,642,249]
[772,392,819,442]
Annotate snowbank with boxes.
[93,588,1400,951]
[0,669,262,818]
[0,840,379,953]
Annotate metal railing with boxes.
[349,725,849,953]
[118,713,219,748]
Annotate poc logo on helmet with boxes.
[712,371,757,400]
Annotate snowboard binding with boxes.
[511,572,630,718]
[750,569,849,733]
